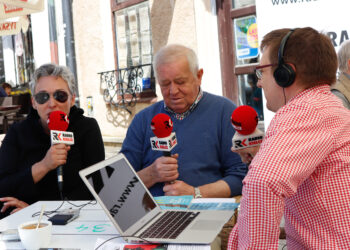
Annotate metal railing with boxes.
[98,64,153,114]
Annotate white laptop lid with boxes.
[79,153,163,235]
[80,153,235,245]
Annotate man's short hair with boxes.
[153,44,199,80]
[337,40,350,73]
[261,27,338,88]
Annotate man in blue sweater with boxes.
[121,44,247,197]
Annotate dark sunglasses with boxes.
[34,90,69,104]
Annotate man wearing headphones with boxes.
[228,27,350,249]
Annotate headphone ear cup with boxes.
[273,63,295,88]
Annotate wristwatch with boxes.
[194,187,202,199]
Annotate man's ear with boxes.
[197,69,204,85]
[287,63,296,72]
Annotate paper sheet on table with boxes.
[153,196,239,211]
[168,245,210,250]
[94,238,210,250]
[154,195,193,210]
[188,198,238,211]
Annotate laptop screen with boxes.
[86,157,157,232]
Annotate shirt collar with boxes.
[164,88,203,120]
[288,84,330,104]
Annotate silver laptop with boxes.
[79,153,234,244]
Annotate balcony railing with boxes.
[98,63,154,114]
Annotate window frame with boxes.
[216,0,257,104]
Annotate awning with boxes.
[0,0,44,36]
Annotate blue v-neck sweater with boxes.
[121,92,247,196]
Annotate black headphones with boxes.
[274,29,296,88]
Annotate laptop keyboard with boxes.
[140,211,200,239]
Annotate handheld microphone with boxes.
[150,113,177,156]
[47,111,75,196]
[231,105,264,150]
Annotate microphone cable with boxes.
[94,235,152,250]
[283,88,287,105]
[31,200,97,219]
[57,166,65,201]
[57,167,64,201]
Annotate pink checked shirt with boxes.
[228,85,350,249]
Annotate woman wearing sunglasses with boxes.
[0,63,105,217]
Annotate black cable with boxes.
[31,200,65,218]
[94,235,152,250]
[31,200,96,218]
[282,243,287,250]
[59,189,64,201]
[66,200,97,211]
[283,88,287,105]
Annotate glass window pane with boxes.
[237,72,264,121]
[114,1,152,68]
[232,0,256,9]
[233,15,259,66]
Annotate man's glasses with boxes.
[255,63,277,80]
[34,90,69,104]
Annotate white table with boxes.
[0,200,123,250]
[0,200,287,250]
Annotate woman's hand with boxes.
[0,197,29,214]
[32,144,71,183]
[42,144,71,171]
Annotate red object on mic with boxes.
[231,105,258,135]
[151,113,173,138]
[47,111,69,131]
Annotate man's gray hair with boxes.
[153,44,199,80]
[337,40,350,73]
[30,63,76,95]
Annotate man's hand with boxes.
[150,154,179,183]
[0,197,29,214]
[163,180,195,196]
[231,145,260,164]
[138,154,180,188]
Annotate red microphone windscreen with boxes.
[151,113,173,138]
[231,105,258,135]
[47,111,69,131]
